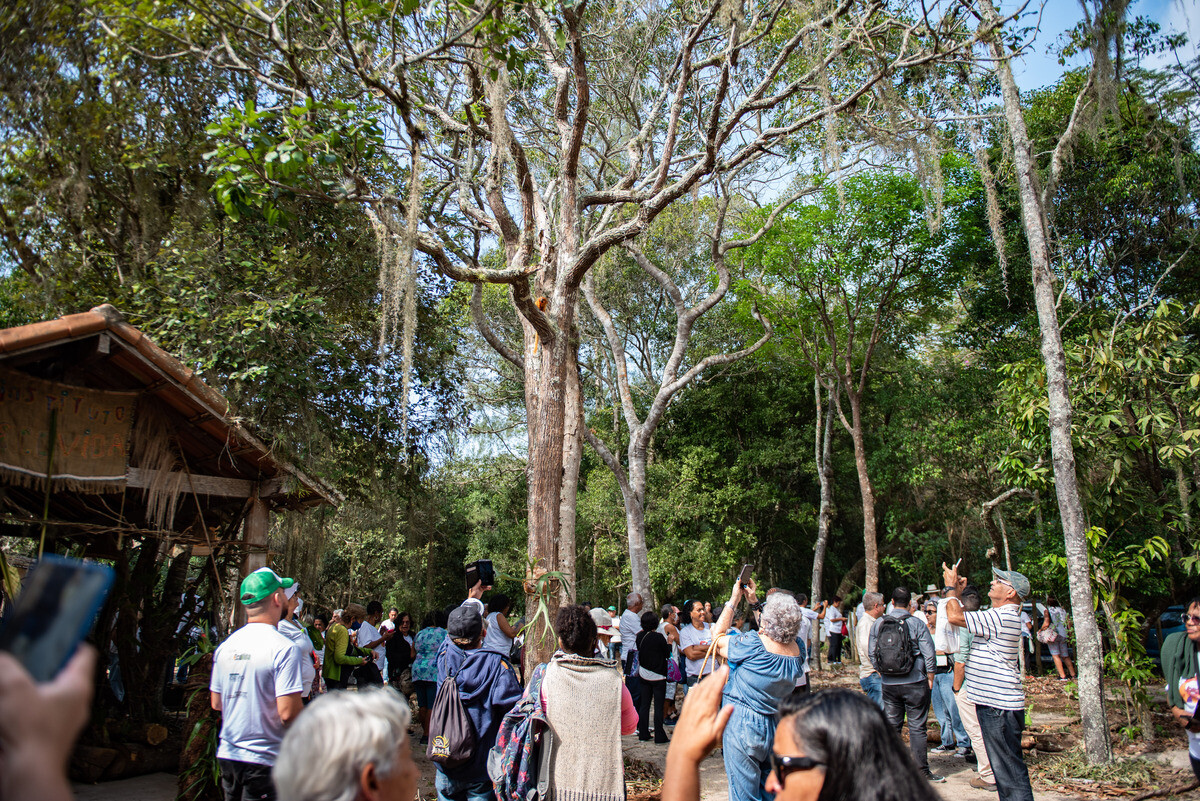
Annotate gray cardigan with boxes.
[868,610,937,686]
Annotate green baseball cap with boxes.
[240,567,295,605]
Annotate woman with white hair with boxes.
[710,576,804,801]
[274,686,418,801]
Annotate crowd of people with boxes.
[3,562,1199,801]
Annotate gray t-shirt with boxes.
[620,609,642,659]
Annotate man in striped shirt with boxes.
[942,563,1033,801]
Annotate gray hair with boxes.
[275,687,412,801]
[760,592,804,644]
[862,592,884,612]
[626,592,642,609]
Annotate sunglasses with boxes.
[1185,614,1200,626]
[769,752,823,782]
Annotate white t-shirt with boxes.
[1179,650,1199,759]
[679,622,713,677]
[934,598,960,654]
[824,607,845,637]
[357,620,386,669]
[620,609,642,659]
[799,607,819,678]
[1020,611,1032,639]
[277,618,316,697]
[210,623,304,766]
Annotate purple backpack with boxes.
[488,662,552,801]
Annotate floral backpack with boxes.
[488,662,554,801]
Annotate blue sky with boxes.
[1010,0,1200,89]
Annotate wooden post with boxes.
[233,495,270,627]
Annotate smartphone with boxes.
[738,564,753,588]
[0,555,114,682]
[467,559,496,588]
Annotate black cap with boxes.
[448,605,483,639]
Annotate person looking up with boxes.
[275,686,419,801]
[679,599,714,685]
[930,588,970,759]
[953,585,995,790]
[483,593,520,655]
[792,594,819,696]
[539,605,638,801]
[434,606,522,801]
[867,586,940,783]
[590,607,617,658]
[710,577,804,801]
[855,592,884,708]
[210,567,304,801]
[942,564,1034,801]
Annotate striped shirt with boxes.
[963,604,1024,711]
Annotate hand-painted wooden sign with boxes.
[0,367,138,492]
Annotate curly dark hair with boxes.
[555,604,597,655]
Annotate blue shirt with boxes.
[722,631,803,717]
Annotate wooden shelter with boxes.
[0,304,340,729]
[0,303,339,564]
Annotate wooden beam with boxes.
[234,497,270,627]
[126,467,258,498]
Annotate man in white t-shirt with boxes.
[793,593,819,693]
[210,567,304,801]
[355,601,391,684]
[856,592,884,707]
[620,592,645,719]
[943,564,1034,801]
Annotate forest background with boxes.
[1,0,1199,752]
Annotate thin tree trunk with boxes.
[626,445,652,605]
[558,344,582,604]
[846,393,879,593]
[983,7,1112,763]
[810,379,836,602]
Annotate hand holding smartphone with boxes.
[0,555,114,683]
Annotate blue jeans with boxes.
[859,673,883,709]
[931,672,969,748]
[435,770,494,801]
[976,705,1034,801]
[722,707,775,801]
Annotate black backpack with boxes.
[427,669,477,768]
[873,616,916,677]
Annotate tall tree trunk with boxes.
[810,379,836,602]
[626,443,652,605]
[558,344,582,604]
[521,286,578,667]
[983,9,1113,763]
[846,392,879,593]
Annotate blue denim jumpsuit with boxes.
[721,632,804,801]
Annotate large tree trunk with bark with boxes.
[810,379,836,602]
[984,8,1112,763]
[845,393,879,593]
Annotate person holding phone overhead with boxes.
[211,567,305,801]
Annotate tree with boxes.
[110,0,985,660]
[971,0,1197,763]
[752,169,972,592]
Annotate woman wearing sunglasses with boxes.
[661,674,938,801]
[1163,596,1200,782]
